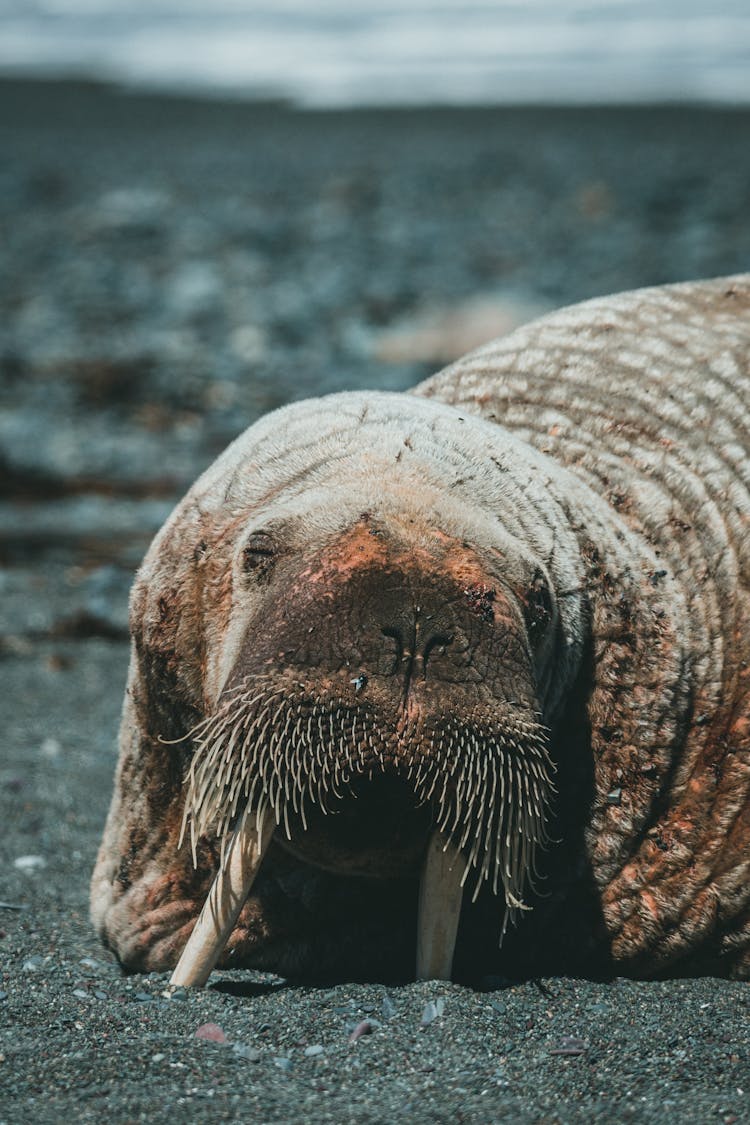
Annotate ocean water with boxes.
[0,0,748,106]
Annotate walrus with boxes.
[91,274,750,986]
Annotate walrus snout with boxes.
[233,512,543,711]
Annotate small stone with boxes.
[22,956,44,973]
[195,1022,227,1043]
[230,324,267,364]
[232,1043,261,1062]
[348,1020,373,1043]
[168,261,222,318]
[94,991,107,1001]
[161,985,187,1003]
[73,989,88,999]
[0,991,8,1001]
[135,992,152,1002]
[40,737,61,759]
[14,855,47,872]
[548,1036,588,1057]
[273,1056,293,1071]
[382,994,396,1020]
[606,788,622,806]
[420,1001,440,1027]
[151,1053,165,1063]
[304,1045,325,1057]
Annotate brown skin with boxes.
[92,277,750,983]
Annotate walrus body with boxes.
[91,275,750,982]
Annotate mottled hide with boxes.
[92,275,750,982]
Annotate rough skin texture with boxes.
[91,275,750,982]
[417,274,750,978]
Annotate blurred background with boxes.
[0,0,749,683]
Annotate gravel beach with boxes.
[1,79,749,1123]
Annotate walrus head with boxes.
[159,393,587,984]
[185,507,554,891]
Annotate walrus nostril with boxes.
[421,633,454,674]
[379,627,405,676]
[379,624,456,681]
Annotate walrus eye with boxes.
[523,572,553,644]
[242,531,277,581]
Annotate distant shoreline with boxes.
[2,73,750,119]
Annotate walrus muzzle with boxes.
[170,672,553,986]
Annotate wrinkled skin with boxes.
[92,275,750,982]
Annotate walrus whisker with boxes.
[176,673,554,981]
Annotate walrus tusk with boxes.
[415,831,464,981]
[170,812,275,988]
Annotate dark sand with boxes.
[0,80,749,1123]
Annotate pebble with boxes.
[421,1000,444,1027]
[232,1043,262,1062]
[195,1023,227,1043]
[273,1056,294,1072]
[40,737,61,759]
[91,187,169,231]
[163,986,188,1001]
[548,1036,589,1057]
[78,957,103,973]
[167,261,222,318]
[304,1045,325,1057]
[14,855,47,871]
[230,323,267,364]
[151,1053,165,1063]
[382,994,396,1020]
[72,989,88,1000]
[348,1020,373,1043]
